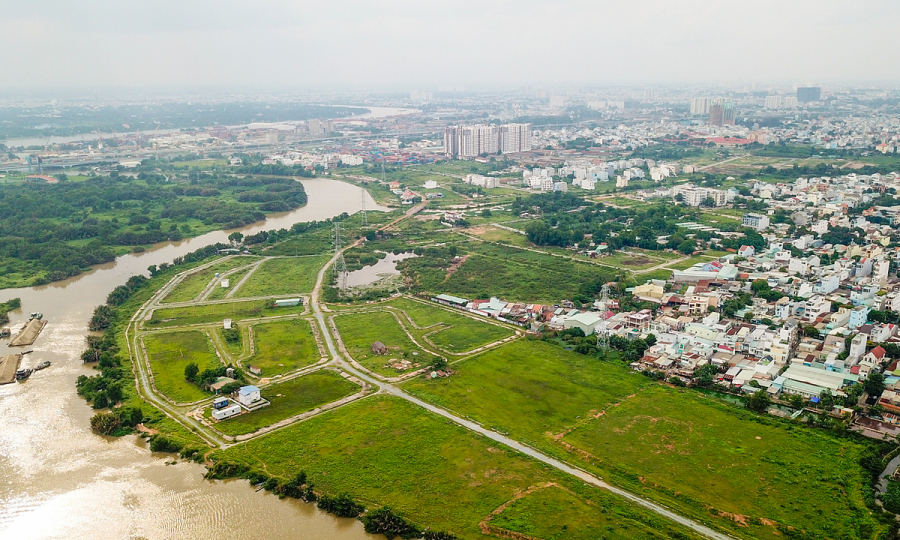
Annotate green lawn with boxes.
[476,227,531,248]
[143,330,221,403]
[668,255,718,270]
[147,300,304,328]
[234,255,329,297]
[403,340,884,540]
[162,258,253,303]
[332,310,436,376]
[211,370,360,436]
[212,396,705,540]
[247,319,321,376]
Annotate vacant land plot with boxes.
[476,227,530,248]
[147,300,304,328]
[207,264,255,300]
[402,340,649,444]
[404,340,882,539]
[144,330,221,403]
[332,311,436,376]
[248,319,320,376]
[562,386,880,540]
[387,298,514,353]
[213,396,704,540]
[489,485,669,540]
[162,258,252,303]
[234,256,329,297]
[211,370,359,436]
[668,255,718,270]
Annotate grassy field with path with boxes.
[162,257,253,303]
[402,340,883,539]
[212,396,705,540]
[147,300,304,328]
[332,310,436,376]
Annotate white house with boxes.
[237,385,261,407]
[212,403,242,420]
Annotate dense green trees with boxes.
[0,297,20,326]
[0,174,307,287]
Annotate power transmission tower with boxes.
[596,283,610,353]
[333,222,348,293]
[361,187,367,226]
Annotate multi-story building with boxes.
[445,123,531,158]
[797,86,822,102]
[742,213,770,230]
[765,95,783,109]
[498,123,532,154]
[709,100,736,127]
[690,97,712,115]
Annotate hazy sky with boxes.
[3,0,899,91]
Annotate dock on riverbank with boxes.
[0,354,23,384]
[10,319,46,347]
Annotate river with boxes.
[0,178,387,540]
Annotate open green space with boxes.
[403,340,883,539]
[147,300,304,328]
[403,340,648,444]
[212,396,705,540]
[402,241,616,305]
[490,485,668,540]
[162,258,254,303]
[206,264,255,300]
[247,319,321,376]
[563,386,880,540]
[474,226,531,248]
[332,310,436,376]
[143,330,221,403]
[211,370,360,436]
[233,255,328,297]
[668,254,719,270]
[386,297,515,353]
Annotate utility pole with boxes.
[361,187,367,226]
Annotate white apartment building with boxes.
[690,97,712,115]
[445,123,532,158]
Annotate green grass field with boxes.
[143,330,221,403]
[668,254,718,270]
[212,396,705,540]
[386,298,515,354]
[402,340,648,444]
[147,300,304,328]
[403,340,883,539]
[161,258,253,303]
[489,484,669,540]
[247,319,321,376]
[475,227,531,248]
[332,310,436,376]
[211,370,360,436]
[206,264,255,300]
[562,386,880,539]
[234,256,329,297]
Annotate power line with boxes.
[333,222,348,293]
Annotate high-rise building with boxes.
[498,123,532,154]
[445,123,531,158]
[764,95,783,109]
[783,96,799,108]
[797,87,821,102]
[709,100,735,127]
[690,97,711,115]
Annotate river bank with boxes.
[0,178,385,540]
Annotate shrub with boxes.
[317,493,365,518]
[149,435,183,454]
[90,412,121,435]
[362,507,421,539]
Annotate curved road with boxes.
[309,243,734,540]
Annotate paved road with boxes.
[309,240,734,540]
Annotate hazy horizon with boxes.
[2,0,899,92]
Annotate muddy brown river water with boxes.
[0,178,387,540]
